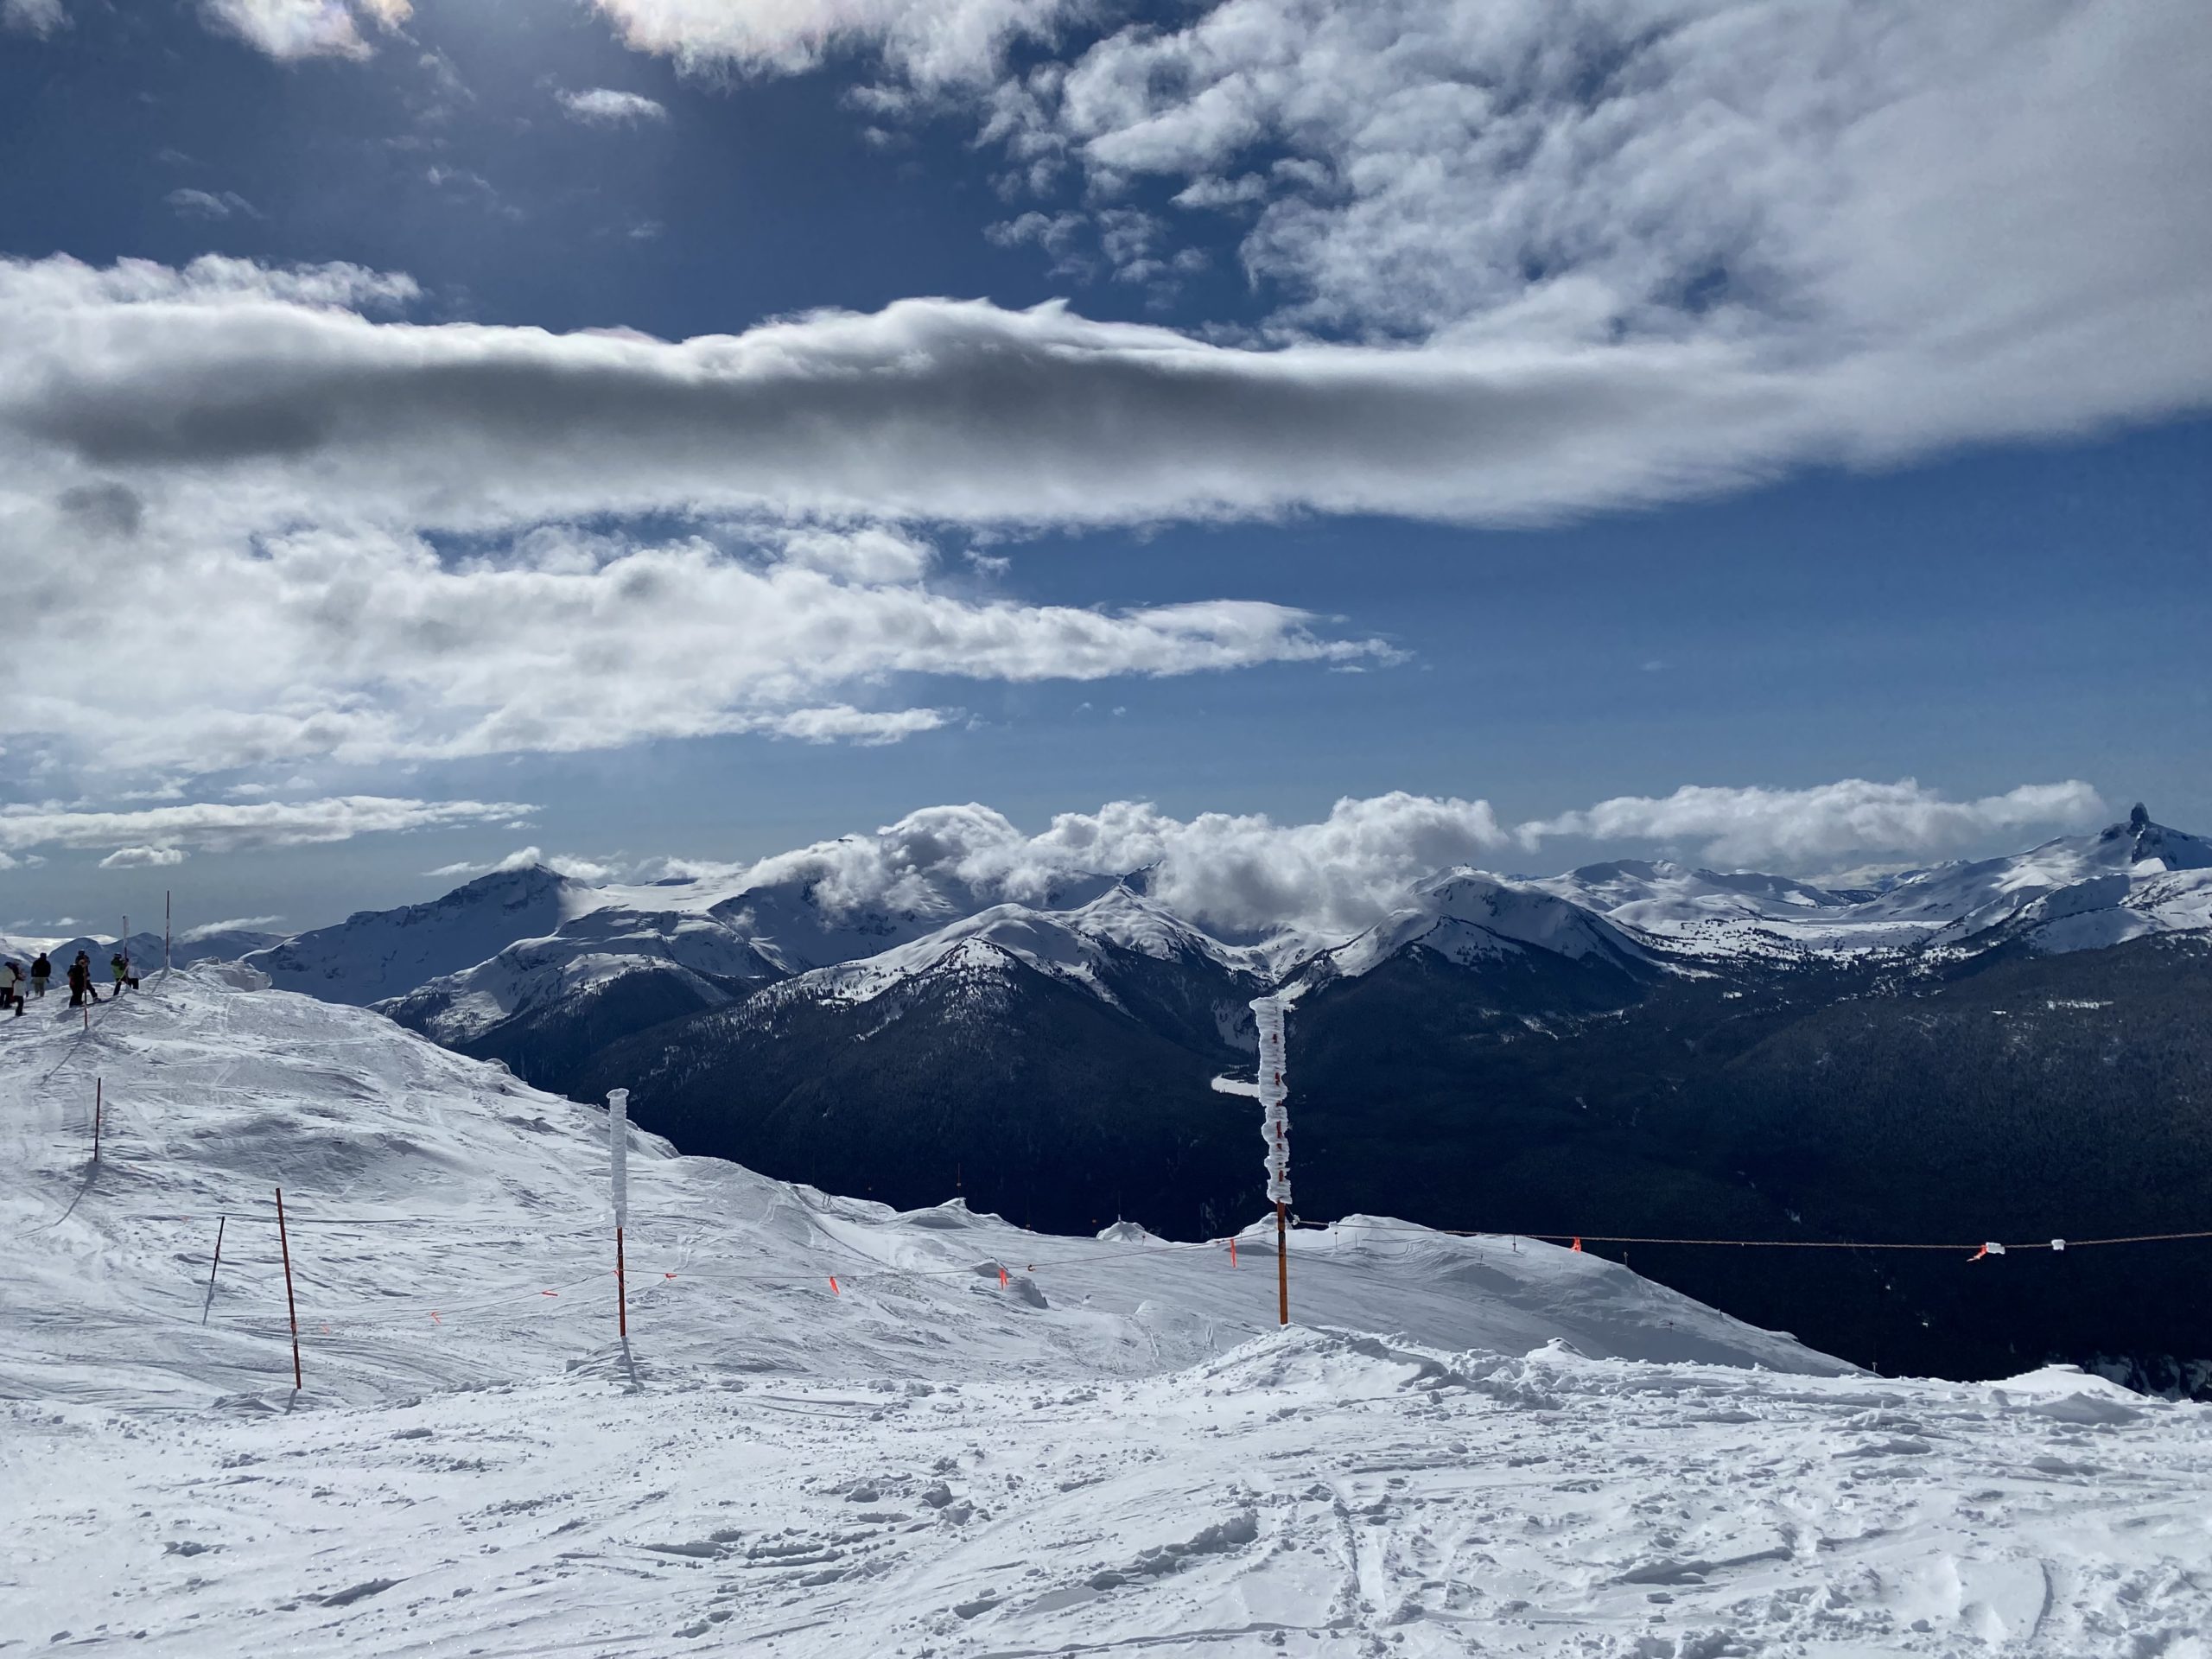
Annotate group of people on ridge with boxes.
[1,949,140,1016]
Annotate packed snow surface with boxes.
[3,970,2207,1656]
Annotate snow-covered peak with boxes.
[1861,808,2212,948]
[1062,882,1268,971]
[245,863,595,1005]
[1305,869,1649,982]
[730,880,1270,1014]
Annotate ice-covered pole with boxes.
[608,1088,630,1340]
[1252,995,1292,1325]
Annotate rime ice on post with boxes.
[1252,996,1290,1209]
[608,1088,630,1227]
[608,1088,630,1338]
[1212,995,1294,1325]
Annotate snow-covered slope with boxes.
[0,965,1836,1414]
[245,865,595,1004]
[5,969,2208,1657]
[1528,860,1931,957]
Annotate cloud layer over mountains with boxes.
[1,779,2105,927]
[488,778,2101,938]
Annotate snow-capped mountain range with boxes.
[200,804,2212,1052]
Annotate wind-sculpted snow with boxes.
[8,1335,2209,1656]
[4,969,2208,1655]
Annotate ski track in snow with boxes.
[3,969,2209,1658]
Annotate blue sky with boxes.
[2,0,2208,937]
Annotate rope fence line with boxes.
[1288,1221,2212,1255]
[114,1206,2212,1257]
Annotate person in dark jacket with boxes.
[67,952,93,1007]
[3,961,22,1016]
[29,952,50,998]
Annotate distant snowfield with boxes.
[3,971,2207,1656]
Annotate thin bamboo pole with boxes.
[202,1215,226,1325]
[275,1188,302,1391]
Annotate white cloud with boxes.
[3,0,66,38]
[99,846,188,869]
[178,915,284,940]
[1515,779,2108,868]
[714,778,2110,938]
[165,188,258,221]
[774,525,934,584]
[199,0,410,61]
[0,499,1379,774]
[734,793,1512,938]
[425,846,617,881]
[0,257,1402,777]
[583,2,2212,504]
[985,1,2212,353]
[557,87,670,126]
[7,221,2209,537]
[2,797,535,860]
[590,0,1070,85]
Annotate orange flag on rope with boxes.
[1571,1237,1583,1253]
[829,1275,841,1295]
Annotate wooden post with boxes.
[165,891,172,976]
[1275,1199,1289,1326]
[92,1077,103,1163]
[203,1214,226,1325]
[616,1224,627,1339]
[275,1187,302,1391]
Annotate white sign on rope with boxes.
[607,1088,630,1227]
